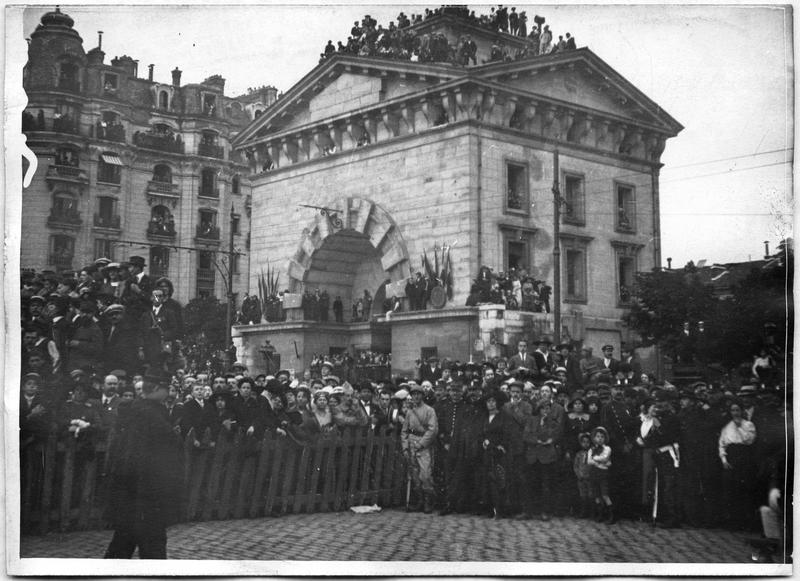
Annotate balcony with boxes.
[196,224,220,243]
[49,253,74,270]
[52,116,81,135]
[133,132,185,154]
[198,187,219,199]
[94,123,125,143]
[196,268,216,284]
[147,220,176,240]
[47,209,82,229]
[94,214,121,230]
[46,164,89,184]
[198,142,225,159]
[147,180,179,195]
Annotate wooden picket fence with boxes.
[20,427,407,535]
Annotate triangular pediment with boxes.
[233,55,461,145]
[473,49,682,135]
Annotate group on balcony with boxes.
[148,206,176,237]
[55,149,79,168]
[95,119,125,142]
[133,125,184,154]
[52,111,78,134]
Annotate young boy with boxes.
[572,432,593,518]
[587,426,615,524]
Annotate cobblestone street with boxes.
[21,510,757,563]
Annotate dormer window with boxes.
[58,62,80,92]
[203,94,217,116]
[103,73,118,92]
[159,90,169,110]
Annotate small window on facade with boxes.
[198,250,214,270]
[231,254,240,275]
[98,152,123,184]
[58,62,79,91]
[103,73,118,91]
[616,184,636,232]
[94,238,114,261]
[506,163,527,213]
[618,255,635,304]
[52,191,78,217]
[565,249,586,301]
[563,174,585,225]
[153,164,172,183]
[507,240,527,272]
[55,147,79,167]
[96,196,117,227]
[232,214,241,235]
[198,209,217,238]
[200,168,217,197]
[232,175,240,194]
[203,94,217,116]
[159,91,169,109]
[49,234,74,269]
[150,246,170,278]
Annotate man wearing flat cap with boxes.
[419,355,443,383]
[101,304,144,375]
[105,374,183,558]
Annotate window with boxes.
[52,191,78,217]
[615,183,636,233]
[197,251,216,297]
[200,168,217,197]
[55,146,79,167]
[200,131,217,146]
[232,214,241,235]
[232,174,240,194]
[150,246,170,278]
[506,162,528,213]
[49,235,74,269]
[94,239,115,261]
[103,73,118,91]
[95,196,118,228]
[561,235,590,303]
[159,91,169,110]
[203,94,217,116]
[58,62,80,92]
[152,164,172,183]
[149,205,176,236]
[198,209,218,239]
[613,242,642,306]
[98,152,122,184]
[563,173,585,225]
[501,225,536,274]
[231,254,240,275]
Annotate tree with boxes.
[623,268,717,361]
[184,295,229,347]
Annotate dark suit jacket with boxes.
[508,353,534,372]
[102,316,144,374]
[180,398,208,440]
[602,357,621,375]
[419,365,443,383]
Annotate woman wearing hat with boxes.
[718,399,758,530]
[481,390,513,519]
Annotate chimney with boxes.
[263,85,278,106]
[666,257,672,270]
[148,64,154,82]
[172,67,182,87]
[764,240,770,258]
[98,30,103,49]
[133,59,139,78]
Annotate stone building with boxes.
[21,7,277,305]
[228,12,683,377]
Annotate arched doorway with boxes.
[286,197,410,318]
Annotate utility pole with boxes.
[226,205,235,351]
[552,149,561,345]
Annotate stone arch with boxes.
[286,197,411,297]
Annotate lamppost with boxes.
[225,205,235,352]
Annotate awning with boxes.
[101,154,124,166]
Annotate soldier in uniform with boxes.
[401,383,438,513]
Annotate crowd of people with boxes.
[466,266,552,312]
[17,258,788,557]
[320,6,577,65]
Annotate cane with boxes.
[652,466,659,527]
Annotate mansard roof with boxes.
[233,47,682,148]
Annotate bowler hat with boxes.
[128,256,146,268]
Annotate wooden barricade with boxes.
[21,425,405,535]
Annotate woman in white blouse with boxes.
[718,400,757,530]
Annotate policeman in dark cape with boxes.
[104,373,184,559]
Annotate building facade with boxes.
[228,13,683,376]
[21,7,277,305]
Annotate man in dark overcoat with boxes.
[104,375,183,559]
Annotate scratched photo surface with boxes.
[6,3,793,576]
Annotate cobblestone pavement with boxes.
[20,510,755,562]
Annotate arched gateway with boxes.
[286,197,411,308]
